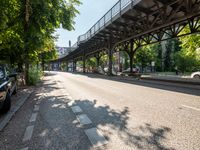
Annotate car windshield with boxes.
[0,66,5,79]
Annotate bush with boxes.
[28,67,43,85]
[174,49,200,73]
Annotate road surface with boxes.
[0,72,199,150]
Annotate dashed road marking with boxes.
[23,125,34,142]
[34,105,40,111]
[182,105,200,111]
[29,113,38,122]
[77,114,92,125]
[71,106,83,113]
[84,128,108,147]
[20,147,29,150]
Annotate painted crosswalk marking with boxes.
[29,113,38,122]
[23,125,34,142]
[84,128,108,147]
[71,106,83,113]
[34,105,40,111]
[77,114,92,125]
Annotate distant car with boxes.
[191,72,200,79]
[0,65,18,113]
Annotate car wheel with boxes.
[1,93,11,113]
[193,74,200,79]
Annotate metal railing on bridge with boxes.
[77,0,139,45]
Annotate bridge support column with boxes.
[83,56,86,73]
[66,61,69,72]
[73,60,76,72]
[108,37,113,76]
[129,41,134,73]
[126,40,138,73]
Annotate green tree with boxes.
[164,38,181,71]
[173,27,200,73]
[135,45,156,72]
[0,0,80,84]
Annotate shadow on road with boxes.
[69,72,200,96]
[74,99,174,150]
[37,79,175,150]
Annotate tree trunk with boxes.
[129,53,133,73]
[95,56,100,73]
[24,0,30,85]
[17,63,23,73]
[83,59,86,73]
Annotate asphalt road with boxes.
[0,71,199,150]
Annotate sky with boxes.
[55,0,119,47]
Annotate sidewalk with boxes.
[0,87,34,131]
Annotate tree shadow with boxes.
[37,90,175,150]
[73,99,175,150]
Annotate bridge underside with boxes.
[57,0,200,74]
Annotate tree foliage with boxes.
[135,45,156,71]
[0,0,80,83]
[174,29,200,72]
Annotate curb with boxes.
[0,89,34,131]
[141,77,200,85]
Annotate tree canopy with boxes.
[0,0,80,82]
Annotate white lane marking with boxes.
[71,106,83,113]
[182,105,200,111]
[23,125,34,142]
[20,147,29,150]
[29,113,38,122]
[34,105,40,111]
[68,101,76,107]
[77,114,92,125]
[84,128,108,147]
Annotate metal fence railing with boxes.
[77,0,138,45]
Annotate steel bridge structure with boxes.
[54,0,200,74]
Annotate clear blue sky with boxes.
[55,0,118,47]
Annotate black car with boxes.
[0,65,18,113]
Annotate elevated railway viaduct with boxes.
[54,0,200,74]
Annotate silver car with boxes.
[191,72,200,79]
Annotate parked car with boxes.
[191,72,200,79]
[0,65,18,113]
